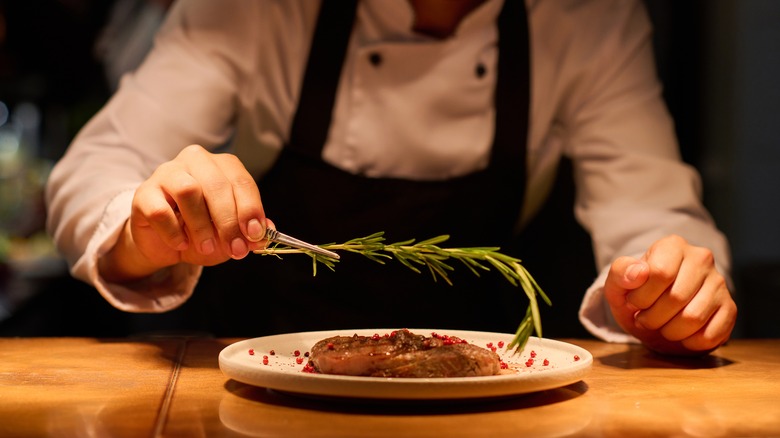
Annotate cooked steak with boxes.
[306,329,500,378]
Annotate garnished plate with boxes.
[219,329,591,400]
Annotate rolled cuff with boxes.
[578,265,640,344]
[71,188,201,313]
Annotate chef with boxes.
[45,0,736,355]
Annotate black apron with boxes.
[193,0,535,336]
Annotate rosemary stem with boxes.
[253,232,549,353]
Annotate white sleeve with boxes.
[44,0,255,312]
[546,0,732,340]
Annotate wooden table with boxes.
[1,337,778,437]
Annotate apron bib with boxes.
[195,0,532,336]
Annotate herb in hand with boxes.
[254,231,551,353]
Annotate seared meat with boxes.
[307,329,500,378]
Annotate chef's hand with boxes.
[604,235,737,356]
[99,144,272,282]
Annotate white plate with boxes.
[219,329,592,400]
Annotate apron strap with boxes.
[287,0,357,157]
[493,0,529,211]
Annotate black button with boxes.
[475,63,487,78]
[369,52,383,67]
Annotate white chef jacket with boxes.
[44,0,732,343]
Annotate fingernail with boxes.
[247,219,264,242]
[201,238,215,255]
[231,238,248,258]
[626,263,644,282]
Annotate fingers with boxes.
[656,273,722,340]
[682,293,737,351]
[634,243,712,331]
[212,153,266,243]
[132,170,190,252]
[625,235,687,310]
[175,146,229,255]
[175,146,241,258]
[658,271,736,353]
[134,145,266,261]
[634,238,724,344]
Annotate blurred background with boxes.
[0,0,777,338]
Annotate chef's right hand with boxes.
[98,144,271,282]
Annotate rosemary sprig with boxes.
[255,231,551,353]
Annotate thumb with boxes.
[604,256,649,319]
[613,257,650,291]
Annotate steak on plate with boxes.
[306,329,500,378]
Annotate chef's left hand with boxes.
[604,234,737,355]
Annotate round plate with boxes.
[219,329,592,400]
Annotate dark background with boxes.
[0,0,777,338]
